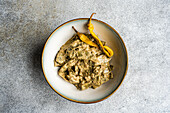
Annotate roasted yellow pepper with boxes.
[87,13,114,57]
[72,26,98,48]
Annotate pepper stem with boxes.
[72,26,78,33]
[89,13,96,24]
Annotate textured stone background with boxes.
[0,0,170,113]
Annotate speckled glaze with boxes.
[0,0,169,112]
[42,18,128,103]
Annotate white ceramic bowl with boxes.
[42,18,128,103]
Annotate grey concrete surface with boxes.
[0,0,170,113]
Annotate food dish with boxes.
[54,14,114,90]
[41,16,128,103]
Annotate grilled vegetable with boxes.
[54,14,114,90]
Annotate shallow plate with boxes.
[42,18,128,103]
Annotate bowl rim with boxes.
[41,18,128,104]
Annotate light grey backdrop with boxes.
[0,0,170,113]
